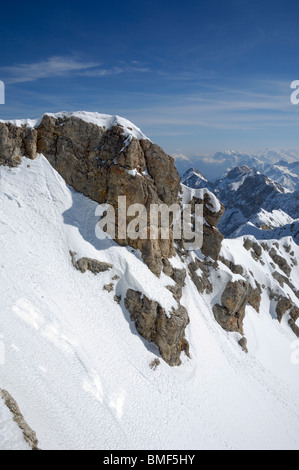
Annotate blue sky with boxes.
[1,0,299,156]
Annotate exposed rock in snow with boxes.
[0,122,37,166]
[70,251,112,274]
[0,390,38,450]
[213,280,253,335]
[124,289,190,367]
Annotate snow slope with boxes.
[0,155,299,450]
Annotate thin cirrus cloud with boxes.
[130,85,295,135]
[79,65,150,77]
[0,56,149,84]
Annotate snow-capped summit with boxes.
[0,111,149,141]
[180,167,208,189]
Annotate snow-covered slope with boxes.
[1,155,299,450]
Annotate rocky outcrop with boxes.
[238,337,248,353]
[201,225,224,261]
[70,251,112,274]
[163,260,187,302]
[0,123,37,166]
[219,256,244,276]
[289,305,299,336]
[186,194,224,261]
[125,289,189,366]
[269,248,292,277]
[1,389,39,450]
[213,280,252,335]
[276,296,292,323]
[289,318,299,337]
[248,282,262,313]
[189,193,225,228]
[274,299,299,337]
[188,257,213,295]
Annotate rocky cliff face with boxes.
[0,114,181,277]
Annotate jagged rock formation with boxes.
[219,256,244,275]
[125,289,189,366]
[248,282,262,313]
[162,259,187,302]
[213,280,252,335]
[70,251,112,274]
[202,225,224,261]
[0,123,37,166]
[268,248,291,276]
[188,258,213,295]
[182,189,225,261]
[1,389,39,450]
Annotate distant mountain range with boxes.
[181,165,299,243]
[174,149,299,188]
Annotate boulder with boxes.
[188,258,213,295]
[201,225,224,261]
[276,296,292,322]
[189,193,225,227]
[269,248,291,277]
[213,280,252,334]
[70,251,112,274]
[125,289,189,366]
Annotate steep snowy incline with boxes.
[0,155,299,449]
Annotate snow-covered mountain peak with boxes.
[0,111,149,141]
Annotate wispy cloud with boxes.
[123,81,296,135]
[1,56,100,84]
[80,64,150,77]
[0,57,150,84]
